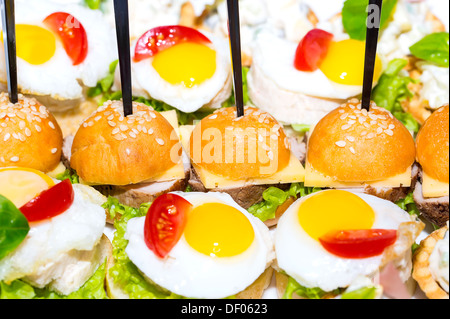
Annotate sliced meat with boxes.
[188,168,289,210]
[413,176,449,228]
[61,135,74,169]
[288,135,307,166]
[361,163,420,203]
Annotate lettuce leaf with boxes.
[248,183,322,222]
[410,32,450,67]
[283,275,377,299]
[342,0,398,41]
[104,197,182,299]
[0,259,108,299]
[372,58,420,133]
[283,276,341,299]
[56,169,80,184]
[84,0,106,10]
[340,286,377,299]
[395,192,420,217]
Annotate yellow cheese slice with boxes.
[179,125,305,189]
[304,160,412,188]
[422,172,449,198]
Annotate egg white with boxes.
[250,31,362,100]
[124,192,274,299]
[125,31,232,114]
[0,0,117,100]
[0,183,107,284]
[275,190,416,292]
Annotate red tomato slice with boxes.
[20,179,75,223]
[144,194,192,258]
[43,12,88,65]
[294,29,334,72]
[319,229,397,259]
[134,25,212,62]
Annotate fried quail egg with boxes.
[275,190,418,292]
[123,28,232,113]
[0,183,107,285]
[0,0,117,101]
[125,192,274,299]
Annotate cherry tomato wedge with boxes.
[319,229,397,259]
[43,12,88,65]
[144,194,192,258]
[134,25,211,62]
[294,28,333,72]
[20,179,74,223]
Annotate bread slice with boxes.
[412,225,449,299]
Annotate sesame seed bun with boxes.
[0,93,63,173]
[70,100,181,186]
[189,106,291,180]
[416,104,449,184]
[307,100,416,182]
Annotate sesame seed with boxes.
[341,124,351,130]
[156,138,165,146]
[35,125,41,132]
[349,147,356,154]
[10,156,19,162]
[389,124,395,130]
[25,128,31,137]
[112,128,120,135]
[366,133,375,139]
[49,122,55,129]
[385,129,394,136]
[377,127,383,135]
[209,115,217,120]
[268,151,274,161]
[4,133,10,141]
[51,148,57,154]
[119,125,128,132]
[108,121,116,127]
[346,136,355,142]
[336,141,346,147]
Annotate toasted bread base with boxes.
[413,225,449,299]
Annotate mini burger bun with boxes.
[70,100,181,186]
[0,93,63,173]
[105,254,273,299]
[416,104,449,183]
[189,106,292,180]
[307,99,416,182]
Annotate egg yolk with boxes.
[298,190,375,240]
[0,167,54,208]
[320,39,382,86]
[184,203,255,258]
[15,25,56,65]
[152,42,216,88]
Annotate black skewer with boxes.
[361,0,383,111]
[113,0,133,116]
[1,0,18,104]
[226,0,244,118]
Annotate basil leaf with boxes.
[342,0,398,41]
[410,32,450,67]
[0,195,30,260]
